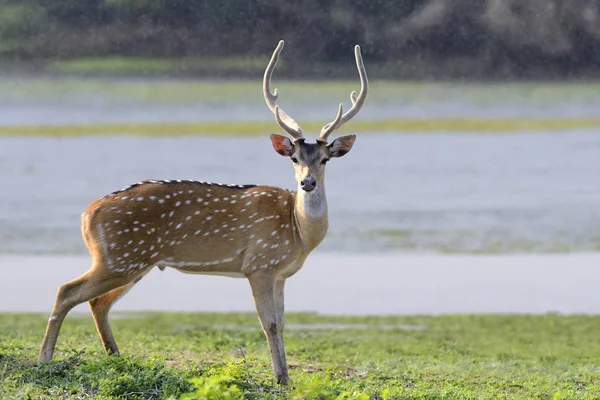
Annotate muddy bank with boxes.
[2,253,599,315]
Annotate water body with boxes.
[2,78,600,126]
[1,132,598,255]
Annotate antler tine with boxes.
[318,103,344,142]
[319,45,369,143]
[263,40,304,141]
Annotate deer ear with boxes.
[270,134,294,157]
[328,134,356,158]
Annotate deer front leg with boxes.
[248,273,289,385]
[274,278,287,367]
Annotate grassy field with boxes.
[1,313,599,399]
[3,79,600,104]
[48,57,273,77]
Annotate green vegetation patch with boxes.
[1,312,600,399]
[2,117,600,137]
[50,56,272,76]
[3,79,600,104]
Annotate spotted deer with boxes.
[38,40,368,385]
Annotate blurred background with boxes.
[0,0,599,258]
[2,0,600,79]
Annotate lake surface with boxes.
[2,77,600,126]
[0,77,598,255]
[1,132,598,255]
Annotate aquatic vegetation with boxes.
[1,117,600,137]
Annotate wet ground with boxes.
[3,253,599,314]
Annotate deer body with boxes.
[39,40,367,385]
[82,180,321,279]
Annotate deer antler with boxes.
[263,40,304,141]
[318,45,369,143]
[319,103,344,141]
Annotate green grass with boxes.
[3,78,600,104]
[2,117,600,137]
[1,313,600,399]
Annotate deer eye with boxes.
[291,157,298,164]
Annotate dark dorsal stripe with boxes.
[107,179,258,196]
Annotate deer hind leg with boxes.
[38,263,135,363]
[249,273,289,385]
[88,275,142,356]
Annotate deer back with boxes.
[83,180,303,277]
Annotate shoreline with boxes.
[3,253,600,315]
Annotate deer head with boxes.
[263,40,368,193]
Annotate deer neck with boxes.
[292,181,329,251]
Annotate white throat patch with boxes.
[297,185,326,218]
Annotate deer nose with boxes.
[300,177,317,192]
